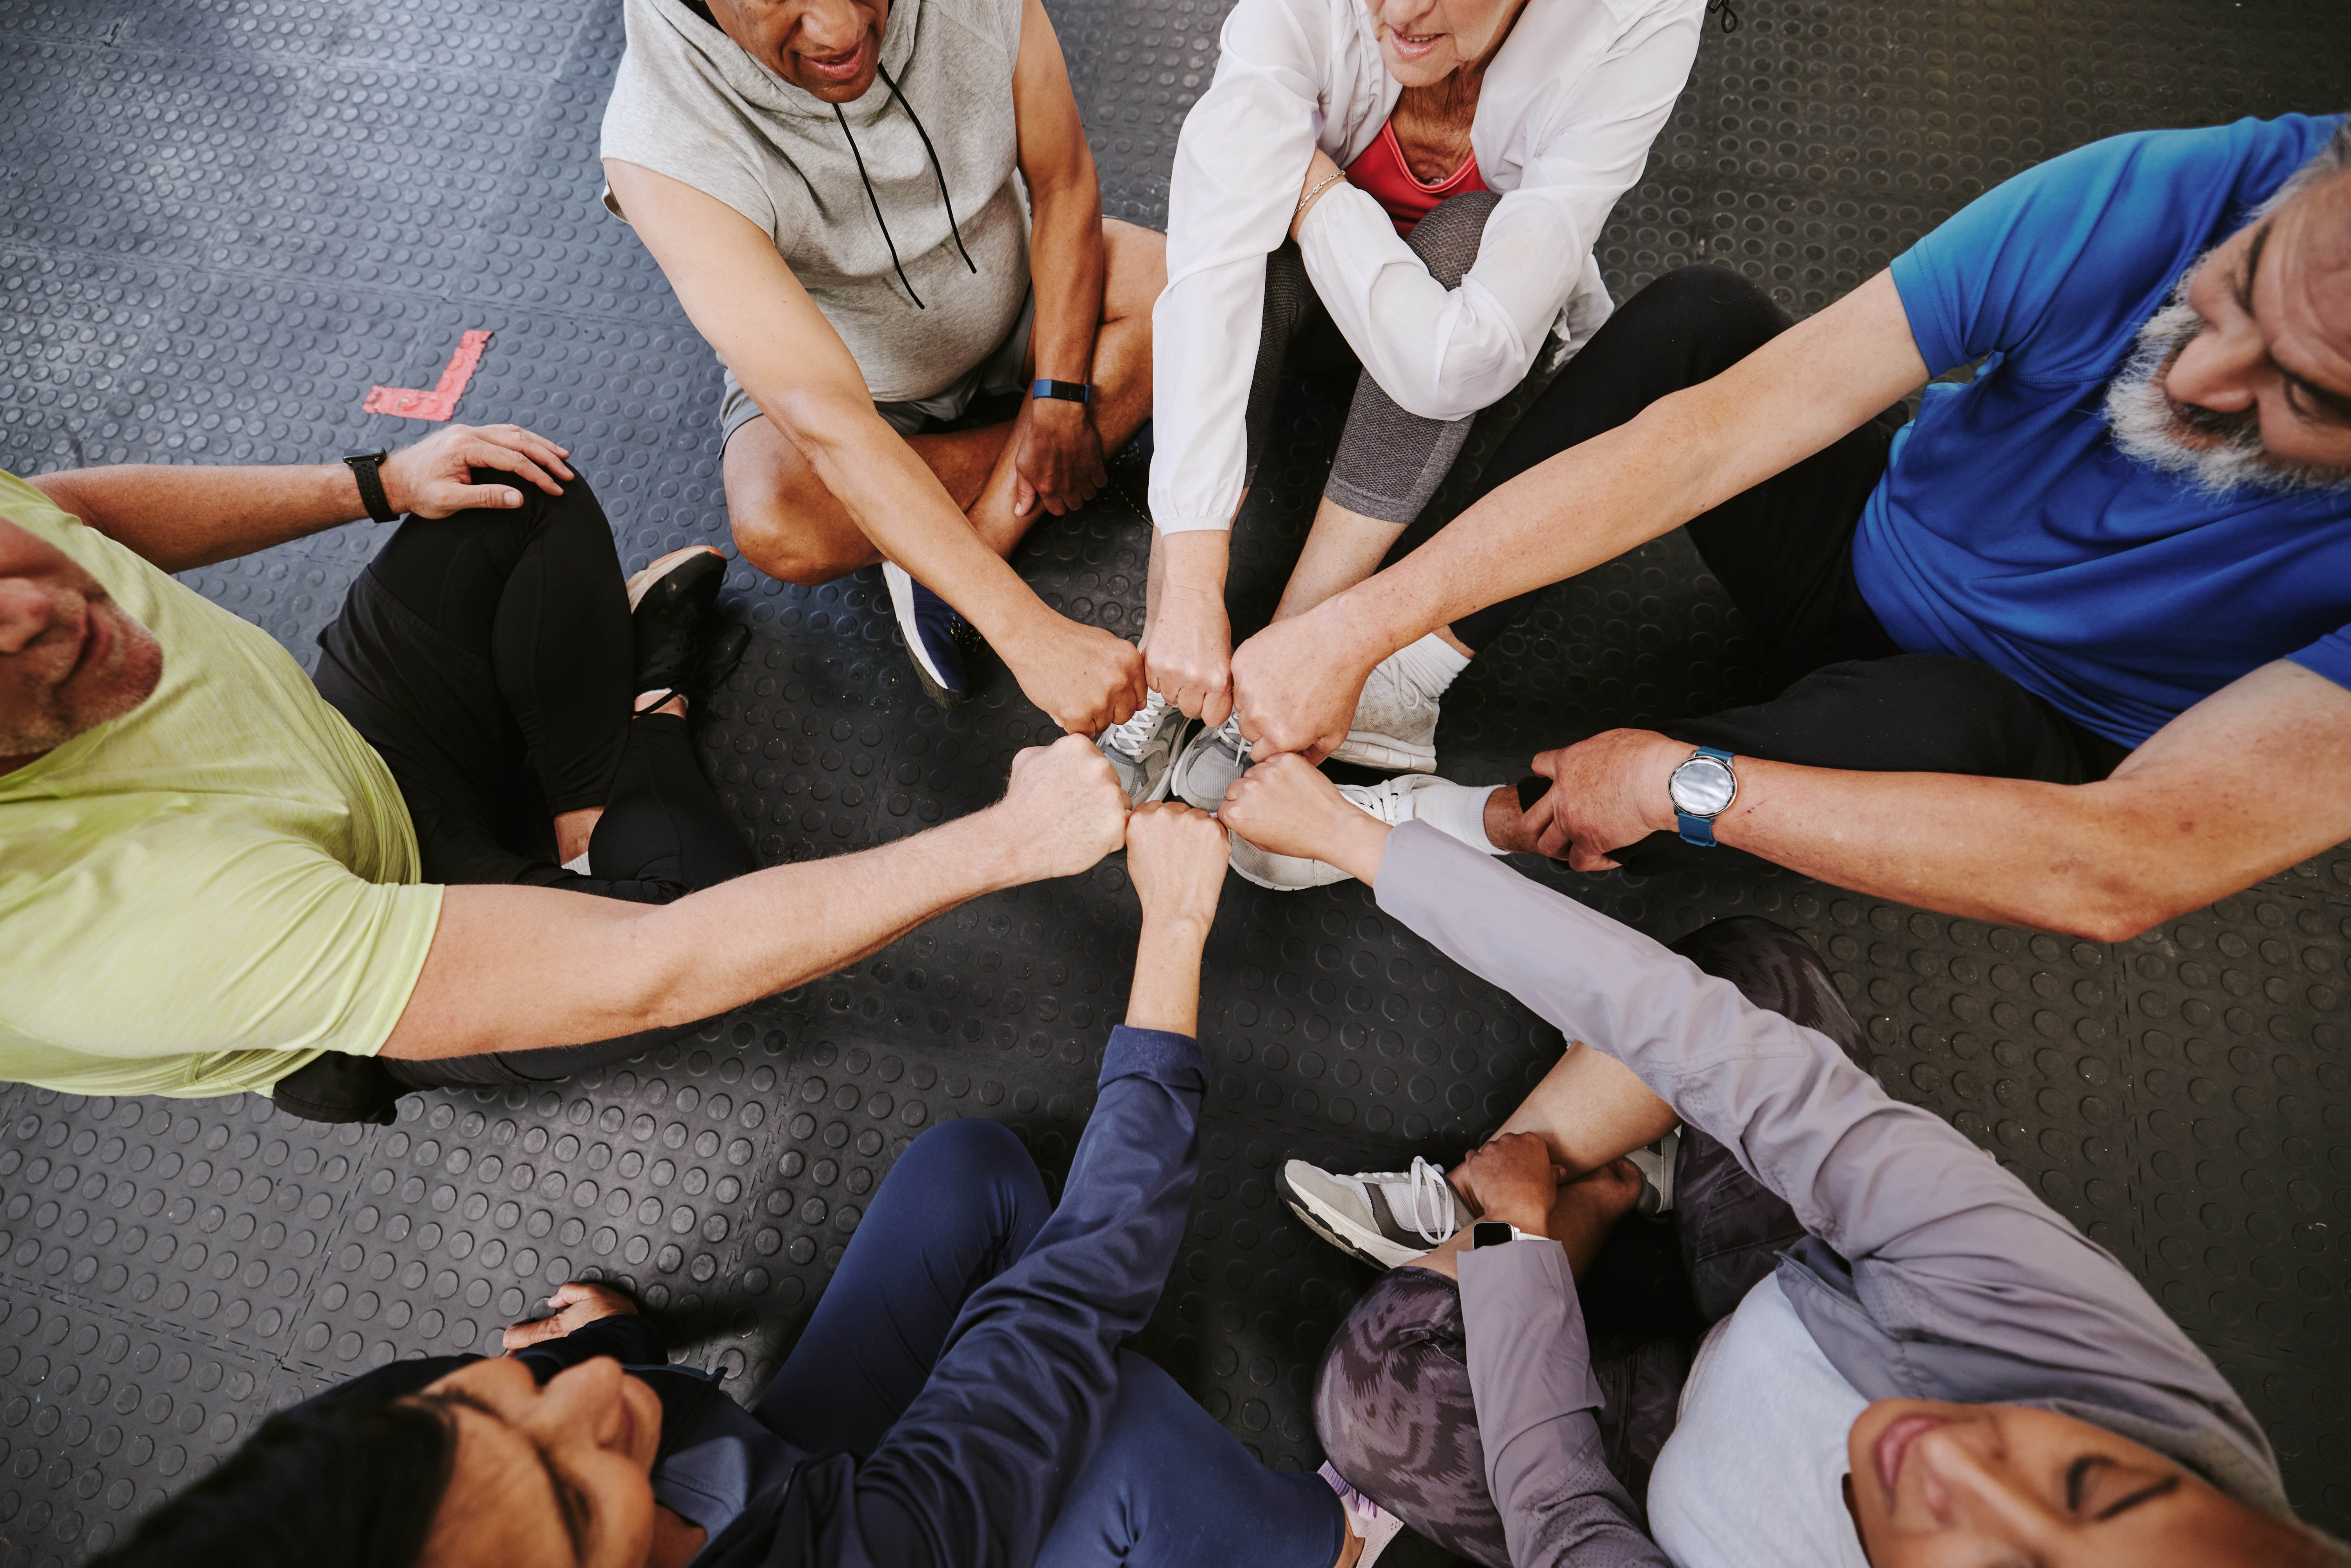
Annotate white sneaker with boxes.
[1168,713,1250,811]
[1625,1124,1681,1218]
[1327,650,1440,773]
[1097,691,1197,805]
[1319,1462,1407,1568]
[1277,1155,1470,1269]
[1227,774,1498,891]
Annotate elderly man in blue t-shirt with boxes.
[1218,111,2351,942]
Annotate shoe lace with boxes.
[1346,777,1418,829]
[1404,1155,1458,1246]
[1102,691,1170,758]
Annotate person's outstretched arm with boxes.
[835,803,1231,1568]
[26,424,575,572]
[1226,270,1928,761]
[380,736,1130,1060]
[603,158,1144,737]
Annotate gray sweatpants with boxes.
[1243,190,1502,524]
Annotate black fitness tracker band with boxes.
[1029,378,1094,405]
[1471,1221,1523,1249]
[343,451,398,523]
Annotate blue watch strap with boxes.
[1030,378,1092,404]
[1673,746,1737,847]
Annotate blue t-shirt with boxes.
[1857,113,2351,748]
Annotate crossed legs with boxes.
[723,218,1165,588]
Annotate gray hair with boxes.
[2253,113,2351,220]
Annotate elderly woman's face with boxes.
[1364,0,1527,87]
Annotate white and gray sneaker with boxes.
[1624,1124,1682,1219]
[1168,712,1251,811]
[1327,649,1441,773]
[1227,774,1501,891]
[1097,691,1196,805]
[1277,1155,1471,1269]
[1319,1463,1407,1568]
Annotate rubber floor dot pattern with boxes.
[3,0,2349,1560]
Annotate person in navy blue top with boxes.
[1219,112,2351,943]
[87,802,1398,1568]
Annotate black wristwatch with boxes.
[1029,378,1094,405]
[342,450,398,523]
[1471,1221,1528,1248]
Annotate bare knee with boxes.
[723,422,868,586]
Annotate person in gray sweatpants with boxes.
[1223,753,2344,1568]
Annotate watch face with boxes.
[1670,755,1736,817]
[1472,1221,1515,1249]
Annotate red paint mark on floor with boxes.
[363,329,494,421]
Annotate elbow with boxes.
[2041,872,2189,945]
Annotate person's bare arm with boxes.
[1006,0,1108,520]
[381,736,1127,1060]
[1524,660,2351,942]
[603,159,1142,735]
[25,424,575,573]
[1229,270,1932,759]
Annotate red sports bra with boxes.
[1344,117,1489,237]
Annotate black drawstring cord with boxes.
[833,102,925,308]
[874,57,978,278]
[1707,0,1740,30]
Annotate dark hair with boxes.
[86,1394,456,1568]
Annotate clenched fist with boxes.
[1124,801,1229,934]
[994,733,1133,879]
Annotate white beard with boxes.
[2103,290,2351,498]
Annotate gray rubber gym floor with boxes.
[3,0,2349,1559]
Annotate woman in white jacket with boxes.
[1099,0,1707,823]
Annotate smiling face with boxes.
[705,0,891,102]
[2106,157,2351,493]
[1362,0,1530,87]
[1843,1400,2322,1568]
[0,514,163,772]
[409,1356,666,1568]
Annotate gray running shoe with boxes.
[1278,1155,1472,1269]
[1624,1124,1681,1218]
[1169,713,1251,810]
[1097,691,1195,805]
[1228,774,1490,891]
[1327,650,1440,773]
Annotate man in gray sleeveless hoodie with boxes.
[602,0,1158,731]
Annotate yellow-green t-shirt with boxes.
[0,469,443,1098]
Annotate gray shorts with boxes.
[718,288,1037,447]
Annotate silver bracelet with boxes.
[1295,170,1348,217]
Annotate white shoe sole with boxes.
[883,562,963,707]
[1228,840,1342,893]
[1275,1161,1426,1270]
[1326,730,1437,772]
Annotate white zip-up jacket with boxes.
[1149,0,1704,533]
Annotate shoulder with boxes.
[926,0,1025,58]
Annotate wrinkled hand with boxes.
[380,423,574,519]
[1218,752,1387,883]
[996,733,1132,879]
[1228,606,1381,762]
[1012,399,1107,520]
[1005,614,1147,737]
[1124,801,1229,933]
[1450,1133,1568,1236]
[1524,730,1685,870]
[502,1280,638,1352]
[1142,583,1232,726]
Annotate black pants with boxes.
[1312,917,1871,1566]
[1421,266,2131,874]
[274,474,753,1122]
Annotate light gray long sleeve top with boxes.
[1377,823,2288,1567]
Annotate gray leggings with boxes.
[1244,190,1500,524]
[1311,917,1873,1566]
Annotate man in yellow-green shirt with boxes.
[1,424,1131,1121]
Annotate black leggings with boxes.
[289,474,753,1107]
[1423,266,2129,873]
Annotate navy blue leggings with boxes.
[752,1119,1342,1568]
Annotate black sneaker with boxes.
[626,545,727,711]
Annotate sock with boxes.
[1407,777,1508,855]
[1386,630,1471,700]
